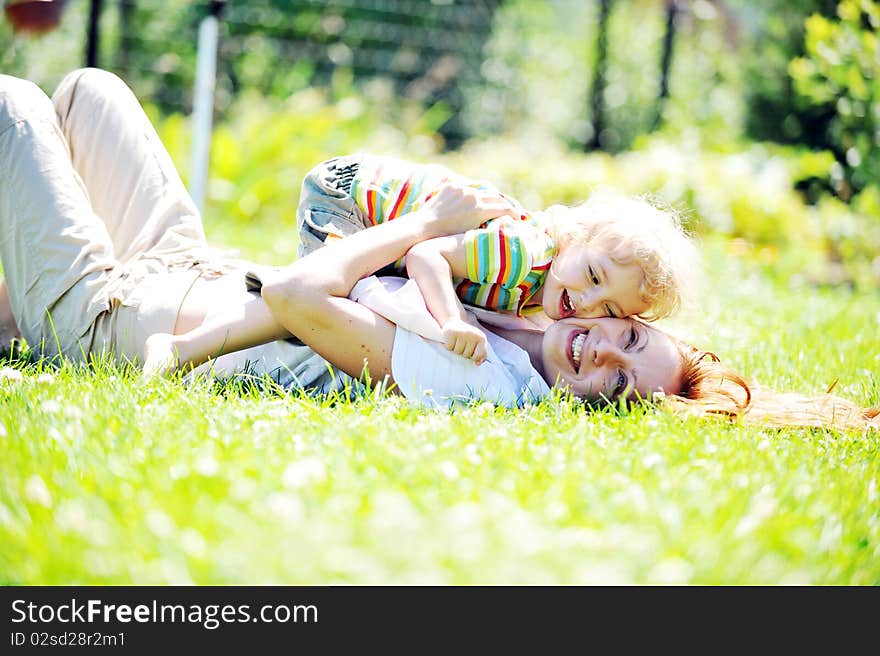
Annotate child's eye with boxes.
[588,266,599,286]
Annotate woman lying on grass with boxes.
[0,67,677,407]
[0,68,876,430]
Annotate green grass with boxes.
[1,234,878,585]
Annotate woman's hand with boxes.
[420,183,513,237]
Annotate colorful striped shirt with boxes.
[348,155,557,314]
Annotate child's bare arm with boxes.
[405,235,488,365]
[406,235,468,323]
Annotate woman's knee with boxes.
[56,67,128,93]
[52,68,134,121]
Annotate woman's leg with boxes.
[51,68,207,264]
[0,74,117,358]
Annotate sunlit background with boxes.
[3,0,878,288]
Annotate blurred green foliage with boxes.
[741,0,839,153]
[153,87,880,288]
[790,0,880,203]
[464,0,735,151]
[151,73,450,259]
[428,135,878,289]
[2,0,879,286]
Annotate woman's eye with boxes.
[627,327,636,348]
[605,304,617,319]
[589,267,599,285]
[615,371,628,396]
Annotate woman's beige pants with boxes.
[0,68,207,361]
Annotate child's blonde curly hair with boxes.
[541,190,699,321]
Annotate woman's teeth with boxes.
[572,331,587,368]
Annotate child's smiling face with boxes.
[540,242,651,320]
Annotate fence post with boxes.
[190,1,226,218]
[652,0,679,132]
[85,0,103,67]
[587,0,613,151]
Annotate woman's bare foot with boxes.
[142,333,180,378]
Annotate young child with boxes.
[143,154,698,375]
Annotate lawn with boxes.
[0,232,878,585]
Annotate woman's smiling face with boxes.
[540,317,683,402]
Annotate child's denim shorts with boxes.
[297,154,371,257]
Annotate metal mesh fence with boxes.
[7,0,502,146]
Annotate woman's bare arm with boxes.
[260,184,510,381]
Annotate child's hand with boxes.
[422,183,512,236]
[441,317,488,365]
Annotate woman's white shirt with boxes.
[352,276,550,408]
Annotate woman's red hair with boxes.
[664,342,879,432]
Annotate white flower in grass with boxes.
[265,492,304,522]
[649,557,694,584]
[36,373,55,385]
[146,509,176,538]
[282,457,326,489]
[194,454,219,477]
[168,464,189,480]
[0,368,23,383]
[180,528,207,557]
[55,500,88,534]
[25,475,52,508]
[229,478,256,501]
[439,461,459,480]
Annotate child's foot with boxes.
[142,333,180,379]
